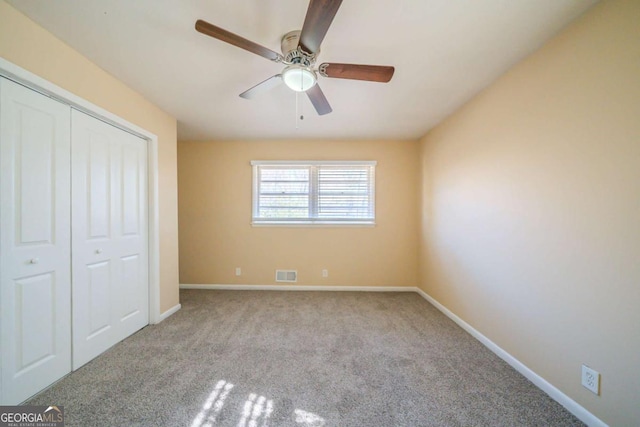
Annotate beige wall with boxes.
[418,0,640,425]
[0,1,180,313]
[178,140,419,287]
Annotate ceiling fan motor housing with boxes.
[281,30,316,66]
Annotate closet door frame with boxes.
[0,60,162,336]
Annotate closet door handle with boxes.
[29,258,39,264]
[96,249,103,254]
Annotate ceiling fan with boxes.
[195,0,395,115]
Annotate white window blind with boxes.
[252,161,376,225]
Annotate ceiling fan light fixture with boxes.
[282,65,317,92]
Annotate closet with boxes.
[0,77,149,404]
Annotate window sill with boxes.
[251,221,376,228]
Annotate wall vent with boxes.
[275,270,297,282]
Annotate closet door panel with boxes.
[86,260,111,336]
[13,273,56,374]
[0,77,71,404]
[88,133,111,238]
[71,110,148,370]
[71,111,116,368]
[116,131,148,338]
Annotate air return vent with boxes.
[275,270,297,282]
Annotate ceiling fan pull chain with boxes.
[300,79,304,122]
[296,91,299,130]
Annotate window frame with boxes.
[251,160,376,227]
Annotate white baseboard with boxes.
[180,284,416,292]
[155,303,181,324]
[414,288,607,427]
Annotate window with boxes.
[252,161,376,226]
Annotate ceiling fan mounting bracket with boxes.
[318,63,329,77]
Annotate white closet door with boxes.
[0,78,72,404]
[71,109,148,369]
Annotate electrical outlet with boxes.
[235,267,241,276]
[322,269,328,278]
[581,365,600,395]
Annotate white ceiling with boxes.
[7,0,596,141]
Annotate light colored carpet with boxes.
[28,290,584,426]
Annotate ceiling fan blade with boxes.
[298,0,343,54]
[306,84,332,115]
[239,75,283,99]
[319,63,395,83]
[195,19,281,62]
